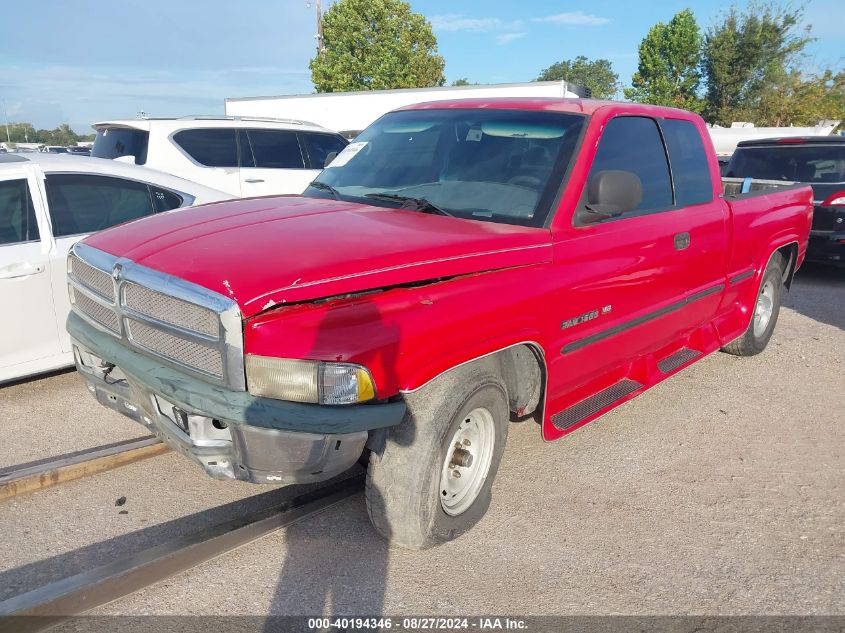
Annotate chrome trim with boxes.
[68,242,246,390]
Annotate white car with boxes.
[0,153,230,384]
[91,116,349,197]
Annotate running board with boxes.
[657,347,701,373]
[551,379,643,431]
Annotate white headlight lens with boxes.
[245,356,375,405]
[246,356,319,403]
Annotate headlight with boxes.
[245,355,376,405]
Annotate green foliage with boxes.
[2,122,94,146]
[535,56,619,99]
[755,68,845,127]
[309,0,445,92]
[624,9,704,112]
[451,78,472,86]
[702,4,812,125]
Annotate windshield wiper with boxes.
[364,193,453,217]
[308,180,341,199]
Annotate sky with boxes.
[1,0,843,134]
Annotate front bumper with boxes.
[69,311,406,484]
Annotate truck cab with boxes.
[67,99,812,548]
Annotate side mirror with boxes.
[582,170,643,222]
[324,151,338,168]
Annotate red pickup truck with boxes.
[67,99,812,549]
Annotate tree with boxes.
[309,0,445,92]
[535,56,619,99]
[0,122,93,145]
[624,9,704,112]
[451,78,472,86]
[702,4,812,125]
[755,68,845,127]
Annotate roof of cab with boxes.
[397,97,700,119]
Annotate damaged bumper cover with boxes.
[68,311,406,484]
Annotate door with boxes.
[43,173,176,353]
[0,171,60,376]
[170,128,243,196]
[239,129,318,196]
[547,116,727,415]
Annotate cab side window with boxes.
[45,174,156,237]
[0,179,39,246]
[588,116,673,214]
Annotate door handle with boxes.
[0,262,45,279]
[244,178,265,183]
[673,232,691,250]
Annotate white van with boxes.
[91,116,348,197]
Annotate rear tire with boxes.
[721,253,785,356]
[365,359,509,549]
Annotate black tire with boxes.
[365,358,509,549]
[721,253,785,356]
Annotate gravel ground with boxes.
[0,369,147,469]
[1,264,842,617]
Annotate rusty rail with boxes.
[0,437,169,502]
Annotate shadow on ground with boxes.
[785,263,844,331]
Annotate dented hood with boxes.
[83,196,552,318]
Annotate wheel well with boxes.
[495,344,546,422]
[777,243,798,289]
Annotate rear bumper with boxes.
[806,230,845,266]
[68,311,406,484]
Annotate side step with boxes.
[657,347,701,373]
[551,379,643,431]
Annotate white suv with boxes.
[91,116,348,197]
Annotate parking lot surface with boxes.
[1,265,842,616]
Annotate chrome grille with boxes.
[70,286,120,334]
[123,282,219,337]
[69,254,115,301]
[68,243,244,389]
[126,319,224,378]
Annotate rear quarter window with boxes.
[661,118,713,206]
[172,129,238,168]
[92,128,150,165]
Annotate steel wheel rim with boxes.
[439,407,496,516]
[753,279,775,338]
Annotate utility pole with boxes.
[1,101,10,143]
[315,0,324,55]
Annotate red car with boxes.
[67,99,812,548]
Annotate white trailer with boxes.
[225,81,587,137]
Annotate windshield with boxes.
[303,108,586,226]
[726,144,845,184]
[92,127,150,164]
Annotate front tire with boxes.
[365,359,509,549]
[721,253,785,356]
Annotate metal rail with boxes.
[0,437,169,502]
[0,474,364,632]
